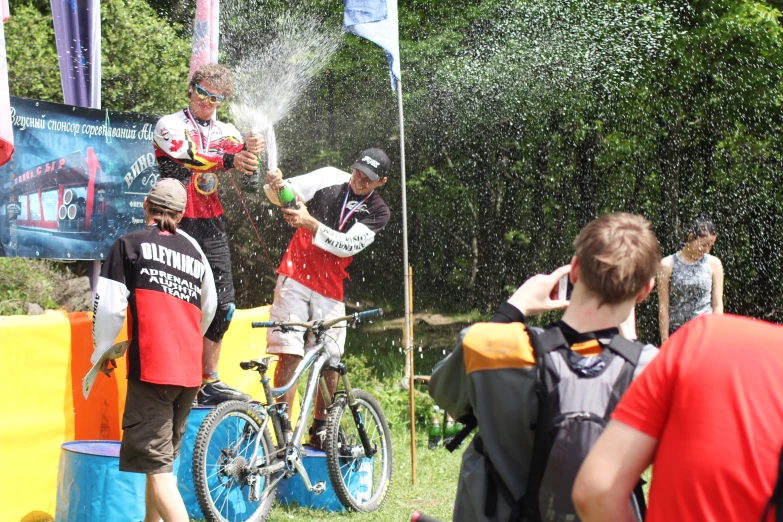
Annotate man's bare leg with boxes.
[144,472,188,522]
[274,353,302,417]
[203,337,221,377]
[314,370,338,421]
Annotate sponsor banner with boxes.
[0,96,159,259]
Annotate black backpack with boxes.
[523,326,646,522]
[447,325,647,521]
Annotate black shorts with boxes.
[119,379,199,474]
[180,216,235,305]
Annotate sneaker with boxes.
[197,380,252,406]
[308,423,328,451]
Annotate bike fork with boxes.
[339,369,377,458]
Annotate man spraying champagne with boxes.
[263,148,392,448]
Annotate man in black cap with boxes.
[263,148,391,447]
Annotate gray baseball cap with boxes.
[148,178,187,212]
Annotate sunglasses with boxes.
[192,84,225,104]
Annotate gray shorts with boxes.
[266,276,346,359]
[119,379,199,474]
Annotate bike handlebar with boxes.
[252,308,383,330]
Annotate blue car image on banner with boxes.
[0,96,159,260]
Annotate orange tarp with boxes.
[0,306,272,522]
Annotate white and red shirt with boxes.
[264,167,390,301]
[153,109,245,220]
[91,225,217,387]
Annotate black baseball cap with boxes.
[350,148,391,181]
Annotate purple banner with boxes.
[51,0,101,108]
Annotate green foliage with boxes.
[341,353,434,430]
[0,258,63,314]
[5,4,63,102]
[5,0,190,113]
[100,0,191,114]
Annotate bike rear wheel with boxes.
[324,388,393,512]
[192,400,278,522]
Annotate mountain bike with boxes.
[192,308,393,522]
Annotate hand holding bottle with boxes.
[265,168,284,190]
[245,131,265,156]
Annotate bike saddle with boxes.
[239,356,278,372]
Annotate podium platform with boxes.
[55,405,366,520]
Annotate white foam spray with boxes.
[229,12,342,172]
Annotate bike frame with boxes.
[246,310,382,497]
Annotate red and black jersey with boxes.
[153,109,245,220]
[264,167,390,301]
[91,225,217,387]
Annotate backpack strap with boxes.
[604,335,644,366]
[602,334,646,422]
[531,327,570,357]
[760,443,783,522]
[445,414,477,452]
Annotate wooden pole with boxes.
[407,265,417,485]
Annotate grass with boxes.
[0,258,64,314]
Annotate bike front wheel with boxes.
[192,400,278,522]
[325,388,393,512]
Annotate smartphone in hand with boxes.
[558,274,573,301]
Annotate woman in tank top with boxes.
[658,216,724,342]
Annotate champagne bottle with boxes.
[242,164,261,193]
[241,129,261,193]
[428,406,442,450]
[443,413,457,446]
[277,181,298,209]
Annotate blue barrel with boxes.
[55,441,147,522]
[277,446,345,511]
[176,405,210,519]
[54,405,207,522]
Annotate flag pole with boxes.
[397,77,417,484]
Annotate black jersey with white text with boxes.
[91,225,217,387]
[264,167,390,301]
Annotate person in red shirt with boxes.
[153,63,264,405]
[263,149,391,447]
[573,313,783,522]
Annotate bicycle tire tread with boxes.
[192,400,277,522]
[324,389,394,512]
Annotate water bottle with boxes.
[428,406,442,450]
[443,413,457,446]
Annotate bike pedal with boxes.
[312,481,326,495]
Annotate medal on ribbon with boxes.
[193,172,218,195]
